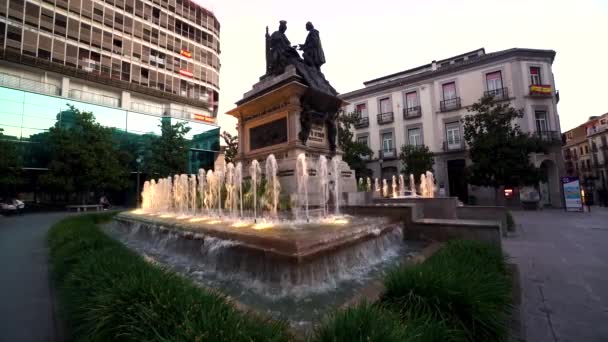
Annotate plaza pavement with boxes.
[506,208,608,342]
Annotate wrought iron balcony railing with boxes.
[403,106,422,119]
[443,140,465,152]
[534,130,561,144]
[377,112,394,125]
[440,97,461,112]
[379,148,397,160]
[354,116,369,129]
[484,87,509,101]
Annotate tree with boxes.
[0,128,22,196]
[221,131,238,164]
[462,95,547,202]
[399,144,434,179]
[338,111,373,179]
[41,105,130,203]
[145,118,192,177]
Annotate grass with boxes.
[506,211,516,232]
[381,240,513,342]
[48,213,290,342]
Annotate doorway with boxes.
[447,159,468,203]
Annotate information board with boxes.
[562,176,583,212]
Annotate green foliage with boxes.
[399,145,435,179]
[463,96,547,190]
[506,211,515,232]
[221,131,239,165]
[145,118,192,178]
[40,105,130,202]
[48,214,290,342]
[382,240,512,342]
[338,111,373,179]
[0,128,23,196]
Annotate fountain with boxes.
[331,156,340,214]
[198,169,206,215]
[382,179,388,198]
[296,153,309,221]
[374,178,380,194]
[399,174,405,196]
[410,174,416,197]
[225,163,236,217]
[391,175,397,198]
[265,155,280,219]
[318,156,329,217]
[366,177,371,192]
[249,160,261,222]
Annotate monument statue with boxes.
[267,21,301,75]
[298,22,326,71]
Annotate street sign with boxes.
[561,176,583,212]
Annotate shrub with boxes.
[48,214,290,342]
[382,240,512,342]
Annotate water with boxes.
[399,174,405,196]
[265,154,280,219]
[318,156,329,217]
[235,162,243,218]
[225,163,236,217]
[374,178,380,193]
[249,160,261,221]
[382,179,388,198]
[332,157,340,214]
[420,173,427,198]
[410,174,416,196]
[392,175,397,198]
[104,219,424,327]
[366,177,371,192]
[296,153,309,221]
[197,169,206,215]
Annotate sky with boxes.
[200,0,608,138]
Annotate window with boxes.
[408,128,422,146]
[405,91,419,110]
[442,82,456,100]
[355,103,368,118]
[382,132,393,152]
[454,58,464,64]
[379,97,391,114]
[585,145,589,154]
[357,136,368,147]
[535,111,548,133]
[446,122,461,150]
[486,71,503,91]
[530,67,541,85]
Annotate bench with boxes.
[66,204,103,212]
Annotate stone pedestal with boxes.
[227,66,356,207]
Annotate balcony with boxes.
[484,87,509,101]
[68,89,120,108]
[354,116,369,129]
[440,97,462,112]
[0,72,60,96]
[379,148,397,160]
[443,140,465,152]
[403,106,422,120]
[529,84,553,97]
[377,112,394,125]
[534,130,561,145]
[131,102,164,116]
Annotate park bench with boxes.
[66,204,103,212]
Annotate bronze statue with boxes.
[267,20,301,75]
[299,22,326,71]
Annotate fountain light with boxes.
[131,209,145,215]
[189,217,207,223]
[159,214,175,218]
[207,220,222,225]
[252,222,275,230]
[231,222,250,228]
[176,215,191,220]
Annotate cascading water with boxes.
[318,156,329,217]
[206,170,215,215]
[216,169,224,217]
[198,169,206,215]
[391,175,397,198]
[410,174,416,196]
[180,174,189,214]
[426,171,435,198]
[265,154,280,219]
[235,162,243,218]
[249,160,261,222]
[225,163,235,217]
[296,153,309,221]
[382,179,388,198]
[331,157,340,214]
[366,177,371,192]
[399,174,405,196]
[189,175,197,215]
[420,173,428,198]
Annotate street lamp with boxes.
[136,156,143,207]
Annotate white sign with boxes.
[562,176,583,212]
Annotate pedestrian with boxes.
[100,194,111,210]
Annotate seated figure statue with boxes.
[268,20,301,75]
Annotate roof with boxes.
[341,48,556,100]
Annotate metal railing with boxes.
[484,87,509,101]
[131,102,164,116]
[0,72,60,96]
[377,112,394,125]
[443,140,465,152]
[379,148,397,160]
[354,116,369,129]
[440,97,461,112]
[534,130,561,144]
[68,89,120,108]
[403,106,421,119]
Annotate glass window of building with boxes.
[408,128,422,146]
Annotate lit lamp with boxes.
[504,188,514,199]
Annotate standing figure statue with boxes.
[267,20,301,75]
[298,22,326,71]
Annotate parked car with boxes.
[0,198,25,215]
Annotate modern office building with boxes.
[341,48,564,207]
[563,113,608,203]
[0,0,221,202]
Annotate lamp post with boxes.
[136,156,143,207]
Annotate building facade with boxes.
[341,48,564,207]
[0,0,221,202]
[563,113,608,204]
